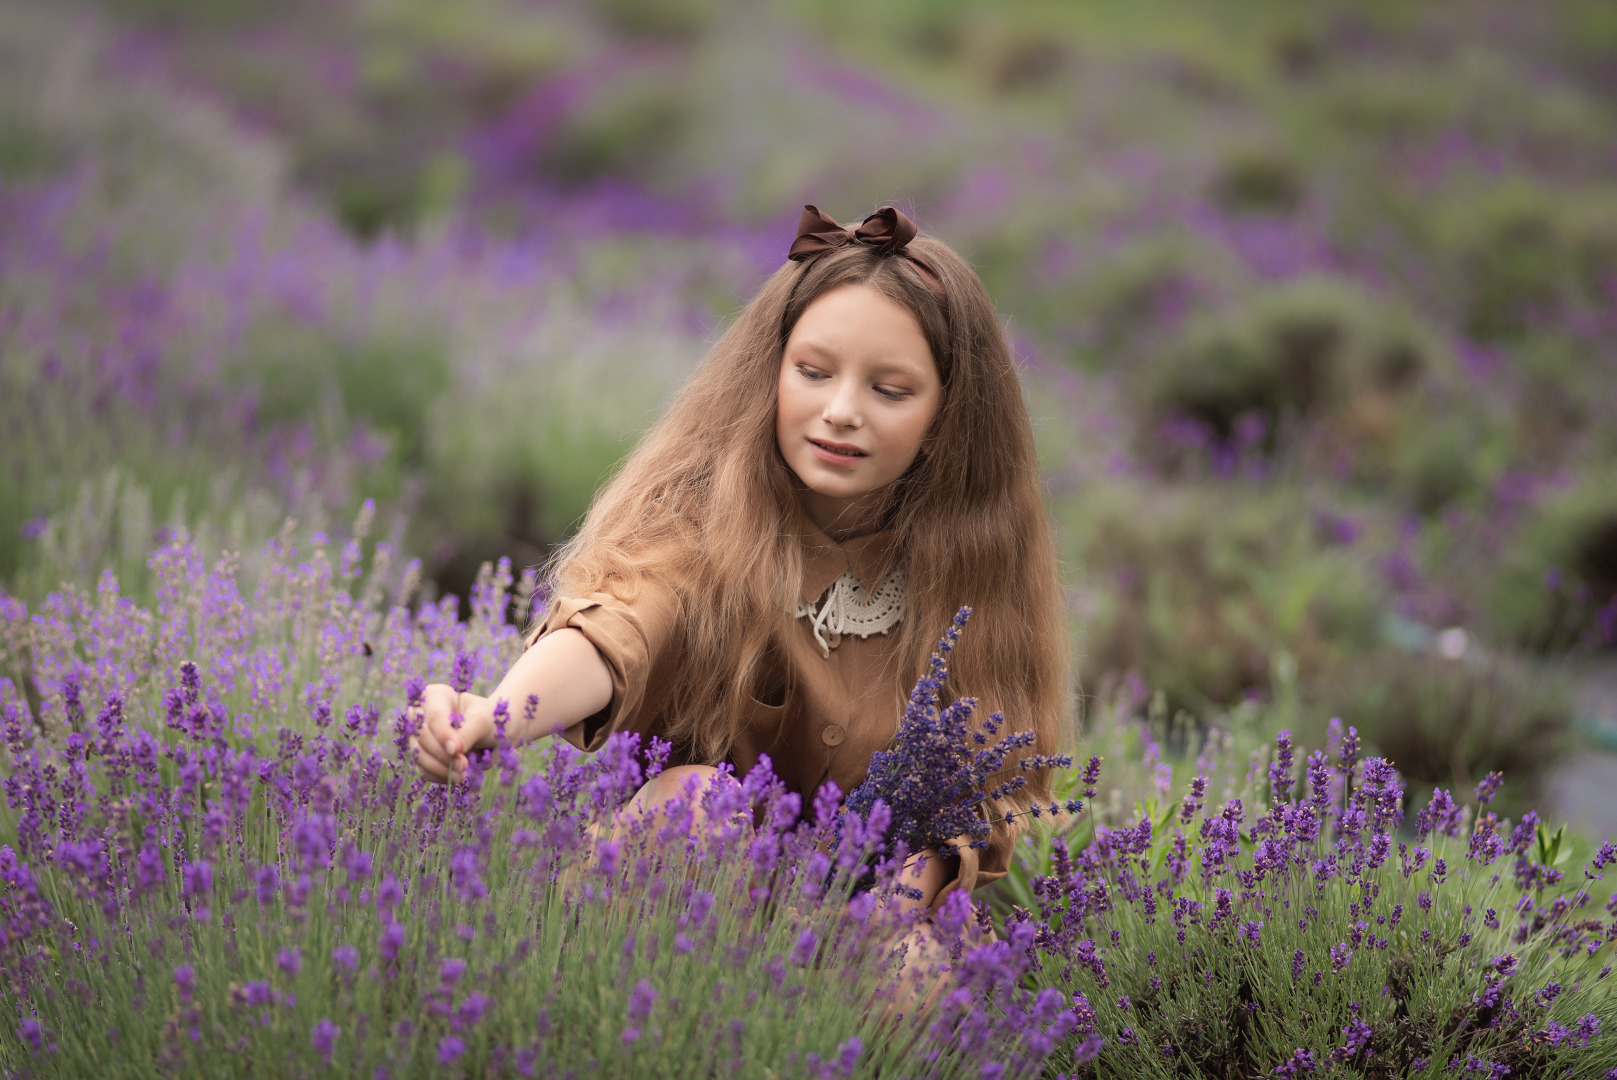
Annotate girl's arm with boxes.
[412,627,613,784]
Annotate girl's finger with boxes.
[416,720,450,762]
[413,744,450,783]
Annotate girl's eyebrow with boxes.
[790,341,841,361]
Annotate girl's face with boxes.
[776,283,942,538]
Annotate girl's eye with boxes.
[875,386,911,401]
[796,365,829,381]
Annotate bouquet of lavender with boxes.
[842,608,1074,873]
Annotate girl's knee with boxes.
[629,763,741,814]
[638,763,715,803]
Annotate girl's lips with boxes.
[808,438,867,464]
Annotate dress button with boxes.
[820,724,845,747]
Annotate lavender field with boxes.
[2,0,1617,1075]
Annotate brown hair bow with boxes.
[787,204,942,293]
[788,204,919,261]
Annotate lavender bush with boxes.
[1017,730,1617,1078]
[0,527,1078,1077]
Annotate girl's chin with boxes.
[798,479,889,506]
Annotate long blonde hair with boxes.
[546,221,1072,807]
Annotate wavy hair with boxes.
[543,221,1073,811]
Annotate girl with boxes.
[411,204,1071,909]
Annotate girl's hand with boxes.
[411,683,497,784]
[894,847,951,912]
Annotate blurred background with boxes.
[2,0,1615,831]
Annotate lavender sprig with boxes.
[842,607,1073,870]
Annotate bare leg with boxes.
[608,764,740,844]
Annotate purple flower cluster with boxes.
[1021,728,1616,1076]
[843,607,1073,876]
[0,536,1081,1076]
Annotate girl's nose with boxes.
[821,380,863,430]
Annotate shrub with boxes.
[1485,476,1617,654]
[1387,412,1510,515]
[1140,275,1448,475]
[1424,180,1617,344]
[1064,481,1381,712]
[1209,147,1306,215]
[1304,650,1574,817]
[1019,730,1617,1078]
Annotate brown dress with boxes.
[528,502,1013,904]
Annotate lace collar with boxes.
[790,501,906,656]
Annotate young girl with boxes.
[411,204,1071,909]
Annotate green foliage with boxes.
[1208,145,1305,215]
[240,329,451,470]
[1426,180,1617,344]
[1141,275,1446,457]
[596,0,719,40]
[996,713,1617,1079]
[1304,648,1574,817]
[1064,482,1381,711]
[1486,476,1617,653]
[540,70,692,187]
[0,113,64,182]
[1389,410,1510,515]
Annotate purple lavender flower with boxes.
[1269,731,1295,804]
[1180,775,1207,824]
[311,1019,338,1064]
[18,1018,45,1052]
[451,650,476,694]
[1332,1019,1372,1062]
[791,929,819,967]
[380,920,405,963]
[1336,725,1360,772]
[343,845,373,882]
[182,859,213,898]
[1080,755,1103,800]
[437,1036,466,1065]
[457,992,489,1029]
[619,977,657,1043]
[1274,1048,1317,1077]
[254,865,279,907]
[376,872,404,911]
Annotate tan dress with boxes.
[528,502,1012,904]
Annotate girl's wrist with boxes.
[455,693,501,751]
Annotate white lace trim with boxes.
[795,565,906,657]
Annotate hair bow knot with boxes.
[787,204,941,291]
[788,204,920,261]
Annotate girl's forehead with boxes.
[794,283,921,331]
[787,285,935,367]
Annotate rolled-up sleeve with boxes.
[527,578,685,753]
